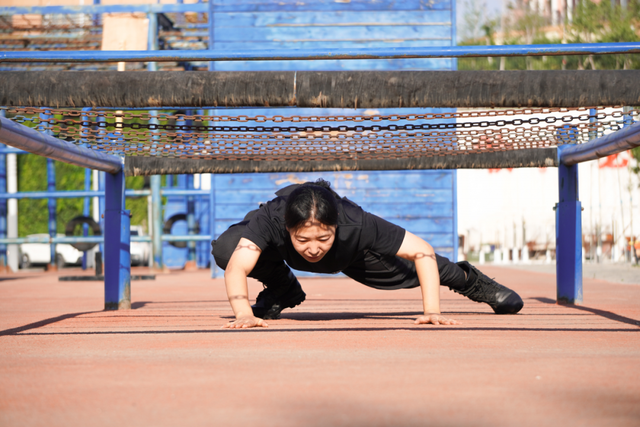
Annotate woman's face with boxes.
[288,220,336,263]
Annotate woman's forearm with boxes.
[395,231,441,315]
[224,268,254,318]
[415,256,441,314]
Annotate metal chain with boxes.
[7,107,637,134]
[5,106,637,160]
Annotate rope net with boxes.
[4,106,639,163]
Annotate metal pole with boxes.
[6,151,17,271]
[186,172,196,267]
[147,7,162,270]
[151,174,162,270]
[81,107,92,270]
[39,111,58,271]
[104,160,131,310]
[98,170,105,256]
[622,107,637,264]
[208,0,214,72]
[82,168,91,270]
[92,0,101,28]
[47,158,57,270]
[0,110,6,271]
[591,109,602,264]
[0,116,122,173]
[207,0,216,274]
[556,140,583,305]
[2,43,640,63]
[209,173,216,278]
[559,121,640,165]
[147,11,158,72]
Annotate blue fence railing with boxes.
[1,43,639,63]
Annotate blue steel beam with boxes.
[47,158,57,268]
[0,4,207,15]
[0,142,5,270]
[0,189,208,199]
[1,43,639,63]
[0,235,211,244]
[0,190,146,199]
[82,168,91,270]
[556,145,583,305]
[103,164,130,310]
[0,117,122,174]
[559,121,640,166]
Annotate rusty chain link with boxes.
[4,106,638,161]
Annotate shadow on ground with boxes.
[533,297,640,327]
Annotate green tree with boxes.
[567,0,640,70]
[458,0,640,71]
[17,155,148,237]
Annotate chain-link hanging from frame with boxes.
[4,106,638,162]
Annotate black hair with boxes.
[284,179,339,230]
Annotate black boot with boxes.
[251,272,306,320]
[453,261,523,314]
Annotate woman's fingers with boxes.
[222,316,269,329]
[414,314,460,326]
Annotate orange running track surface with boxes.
[1,266,639,427]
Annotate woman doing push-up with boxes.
[212,179,523,329]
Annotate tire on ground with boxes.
[162,213,200,249]
[64,216,101,251]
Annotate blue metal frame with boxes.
[559,121,640,166]
[0,3,207,15]
[1,43,638,63]
[82,169,91,270]
[554,115,640,304]
[556,145,583,305]
[0,117,122,173]
[1,0,638,306]
[103,162,130,310]
[209,175,216,278]
[0,142,5,270]
[47,158,56,269]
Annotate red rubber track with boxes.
[1,266,639,427]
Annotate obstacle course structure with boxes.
[0,1,639,309]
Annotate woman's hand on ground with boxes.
[223,315,269,329]
[414,313,460,326]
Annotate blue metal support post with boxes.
[209,174,216,278]
[208,0,216,277]
[47,159,57,269]
[81,107,92,270]
[82,168,91,270]
[104,161,131,310]
[151,175,162,269]
[186,173,197,267]
[556,144,583,305]
[147,8,163,270]
[98,171,105,255]
[0,109,6,271]
[0,141,6,271]
[39,110,58,270]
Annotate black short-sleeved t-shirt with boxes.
[241,193,406,274]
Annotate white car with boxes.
[130,226,151,266]
[20,228,150,269]
[20,234,85,269]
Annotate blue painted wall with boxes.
[158,0,459,272]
